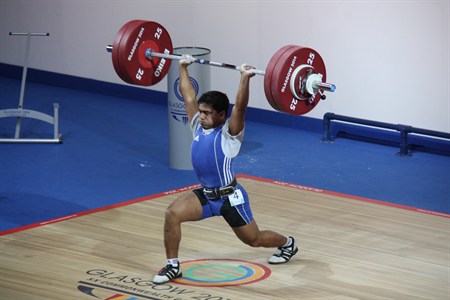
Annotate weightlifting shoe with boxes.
[268,236,298,264]
[153,264,182,284]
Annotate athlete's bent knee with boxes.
[165,207,180,223]
[246,240,261,247]
[241,235,262,247]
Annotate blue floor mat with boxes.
[1,77,449,232]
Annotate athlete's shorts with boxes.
[193,184,254,227]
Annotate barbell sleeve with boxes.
[313,82,336,93]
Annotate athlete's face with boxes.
[198,103,226,129]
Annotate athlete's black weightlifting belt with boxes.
[203,178,238,200]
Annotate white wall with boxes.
[1,0,448,132]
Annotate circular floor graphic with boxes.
[174,258,271,287]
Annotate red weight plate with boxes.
[116,20,148,83]
[264,45,297,111]
[270,46,326,115]
[117,20,169,85]
[118,20,173,86]
[267,46,302,112]
[112,20,146,83]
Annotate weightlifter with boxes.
[153,55,298,284]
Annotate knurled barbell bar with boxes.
[106,20,336,115]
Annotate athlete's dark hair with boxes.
[198,91,230,116]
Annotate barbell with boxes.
[106,20,336,115]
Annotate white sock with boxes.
[168,258,179,267]
[283,237,292,247]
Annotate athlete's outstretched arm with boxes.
[179,55,198,123]
[228,65,255,136]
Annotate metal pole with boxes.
[146,49,266,76]
[10,32,50,139]
[14,33,32,138]
[53,103,59,140]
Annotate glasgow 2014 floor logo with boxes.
[173,258,271,287]
[77,259,270,299]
